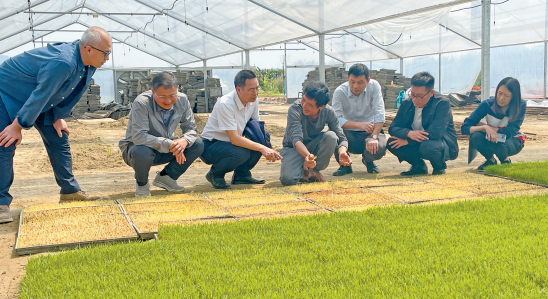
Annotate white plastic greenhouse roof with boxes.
[0,0,546,66]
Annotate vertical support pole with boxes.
[439,25,442,92]
[203,60,208,112]
[481,0,491,101]
[111,45,116,103]
[245,50,250,70]
[319,34,326,83]
[241,52,244,69]
[542,1,548,100]
[284,43,287,97]
[370,61,372,70]
[400,58,403,75]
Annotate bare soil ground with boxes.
[2,101,548,298]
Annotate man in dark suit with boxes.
[387,72,458,175]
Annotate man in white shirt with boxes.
[201,70,282,189]
[331,63,387,176]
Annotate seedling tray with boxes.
[16,205,138,255]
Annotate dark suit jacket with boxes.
[388,91,458,161]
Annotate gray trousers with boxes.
[335,129,387,164]
[279,131,338,186]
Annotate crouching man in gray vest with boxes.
[119,72,204,197]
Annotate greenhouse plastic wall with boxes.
[441,49,481,95]
[490,43,545,99]
[287,68,315,99]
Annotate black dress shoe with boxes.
[333,165,353,176]
[206,171,230,189]
[477,158,497,171]
[231,175,266,185]
[400,163,428,176]
[501,158,511,165]
[365,162,380,174]
[432,168,446,175]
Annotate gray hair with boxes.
[152,72,179,90]
[80,27,110,47]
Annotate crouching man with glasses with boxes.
[387,72,458,176]
[200,70,282,189]
[119,72,204,197]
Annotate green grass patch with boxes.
[485,160,548,185]
[20,195,548,298]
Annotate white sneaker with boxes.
[0,205,13,224]
[152,172,184,192]
[135,182,151,197]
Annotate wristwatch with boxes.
[370,135,378,140]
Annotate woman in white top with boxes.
[461,77,526,170]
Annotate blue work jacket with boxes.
[0,40,96,129]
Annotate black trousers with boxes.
[387,138,447,170]
[470,131,523,161]
[122,138,204,186]
[201,139,262,179]
[335,129,387,164]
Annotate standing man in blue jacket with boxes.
[0,27,111,223]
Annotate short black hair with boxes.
[411,72,435,92]
[152,72,178,91]
[234,70,257,88]
[303,82,330,107]
[348,63,369,79]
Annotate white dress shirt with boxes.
[331,80,385,131]
[201,90,260,142]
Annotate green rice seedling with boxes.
[485,160,548,185]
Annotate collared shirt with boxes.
[331,80,385,131]
[155,102,174,127]
[201,90,260,142]
[412,107,424,131]
[0,40,96,129]
[119,90,198,154]
[282,99,348,149]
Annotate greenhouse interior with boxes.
[1,0,547,106]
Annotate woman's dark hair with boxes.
[492,77,522,122]
[304,82,330,107]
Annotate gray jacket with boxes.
[119,90,198,154]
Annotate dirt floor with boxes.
[2,100,548,297]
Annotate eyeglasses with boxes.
[153,90,178,100]
[408,90,430,101]
[245,87,261,95]
[89,45,111,58]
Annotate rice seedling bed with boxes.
[117,193,206,204]
[481,188,548,199]
[212,194,300,209]
[424,173,509,187]
[16,212,137,255]
[394,188,476,203]
[129,208,230,238]
[122,199,217,214]
[237,209,329,220]
[206,188,285,199]
[226,201,320,217]
[461,182,544,195]
[354,178,426,187]
[370,183,442,194]
[280,180,362,194]
[23,200,117,212]
[304,188,400,208]
[21,205,123,225]
[159,216,236,228]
